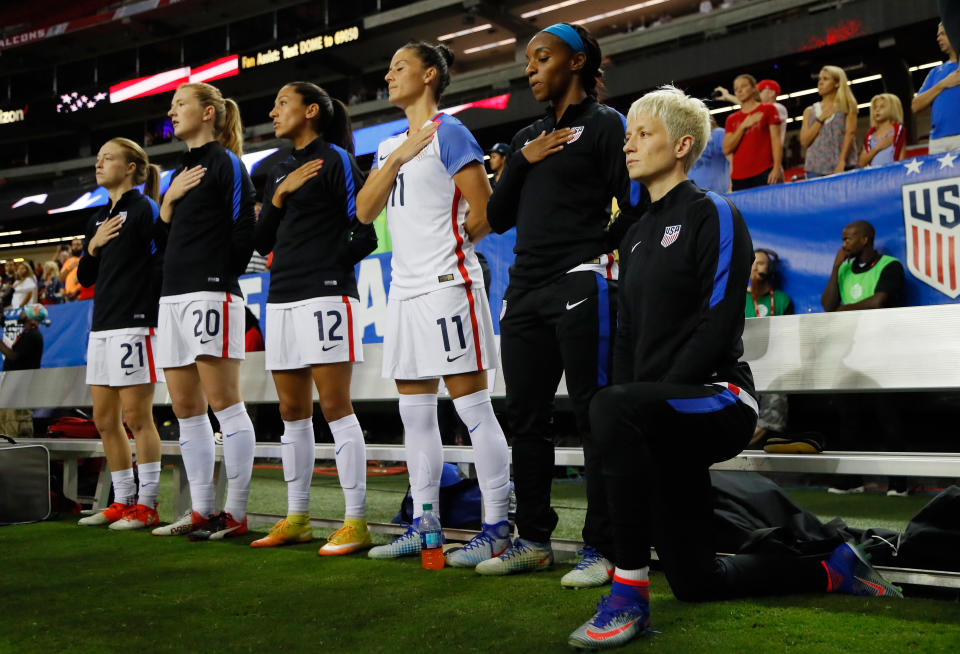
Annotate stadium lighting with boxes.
[464,37,516,54]
[909,61,943,72]
[0,230,23,237]
[573,0,669,25]
[0,235,84,249]
[438,24,493,41]
[521,1,587,19]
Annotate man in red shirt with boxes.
[722,74,783,190]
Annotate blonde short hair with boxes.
[869,93,904,128]
[627,85,710,173]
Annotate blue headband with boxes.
[541,24,585,53]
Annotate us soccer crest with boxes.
[566,126,584,144]
[661,224,681,248]
[902,176,960,298]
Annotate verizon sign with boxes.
[0,107,27,125]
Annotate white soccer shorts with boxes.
[265,296,364,370]
[86,327,164,386]
[382,283,496,380]
[156,291,245,368]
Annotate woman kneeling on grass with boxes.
[567,85,902,651]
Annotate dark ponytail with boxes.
[402,41,455,101]
[568,24,603,99]
[326,98,354,154]
[285,81,354,153]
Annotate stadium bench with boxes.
[5,304,960,586]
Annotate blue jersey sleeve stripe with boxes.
[227,150,242,222]
[437,115,484,177]
[146,197,160,222]
[331,144,357,219]
[706,190,734,309]
[667,388,738,414]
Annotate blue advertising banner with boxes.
[12,152,958,368]
[734,152,960,313]
[3,301,92,369]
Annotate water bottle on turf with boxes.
[419,503,445,570]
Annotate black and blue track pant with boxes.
[589,381,826,601]
[500,270,615,552]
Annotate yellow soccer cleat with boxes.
[250,516,313,548]
[318,518,373,556]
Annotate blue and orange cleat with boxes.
[824,541,903,598]
[568,593,653,650]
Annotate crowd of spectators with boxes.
[704,21,959,190]
[0,239,95,311]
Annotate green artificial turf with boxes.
[2,515,959,654]
[4,469,960,653]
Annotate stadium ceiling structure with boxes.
[0,0,944,253]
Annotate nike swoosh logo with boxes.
[280,441,292,446]
[631,241,642,253]
[855,576,886,595]
[275,175,286,184]
[335,443,347,455]
[141,482,156,487]
[224,432,237,439]
[124,370,139,375]
[322,344,340,351]
[200,337,216,344]
[95,220,106,226]
[586,619,640,641]
[379,155,388,161]
[566,298,588,310]
[468,423,480,433]
[524,139,533,146]
[446,352,467,362]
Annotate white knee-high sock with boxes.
[398,394,442,519]
[178,414,216,517]
[453,388,510,524]
[137,461,162,507]
[111,467,136,506]
[281,417,315,515]
[329,413,367,519]
[214,402,256,520]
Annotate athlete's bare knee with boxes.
[171,398,207,420]
[317,394,352,422]
[279,400,312,422]
[123,407,155,435]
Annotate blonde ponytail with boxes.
[220,98,244,156]
[143,163,161,203]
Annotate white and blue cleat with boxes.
[445,520,512,568]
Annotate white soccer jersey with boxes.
[374,113,485,300]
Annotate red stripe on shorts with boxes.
[449,187,482,371]
[342,295,355,362]
[145,327,157,383]
[222,293,231,358]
